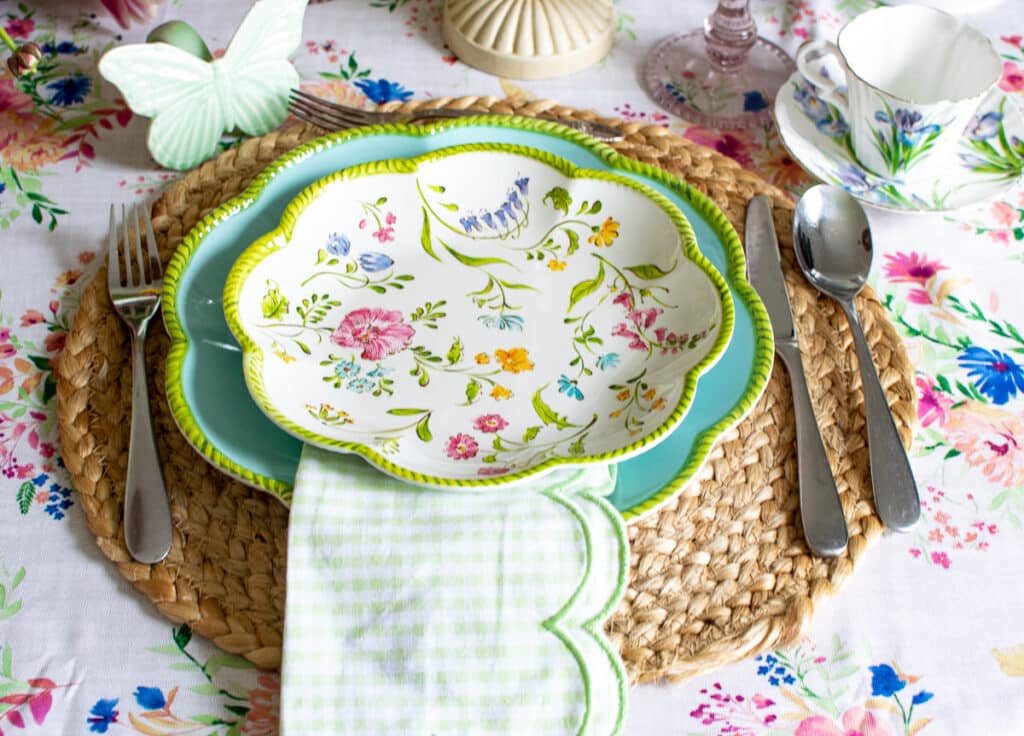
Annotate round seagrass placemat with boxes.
[56,98,916,683]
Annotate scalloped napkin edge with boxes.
[280,447,629,735]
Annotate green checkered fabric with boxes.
[280,447,629,735]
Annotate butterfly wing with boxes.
[99,43,225,169]
[218,0,308,136]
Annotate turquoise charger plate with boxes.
[163,118,774,520]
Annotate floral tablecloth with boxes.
[2,0,1024,734]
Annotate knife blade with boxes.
[745,195,849,558]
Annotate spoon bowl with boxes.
[793,185,921,532]
[793,185,873,301]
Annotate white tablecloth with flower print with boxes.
[2,1,1024,734]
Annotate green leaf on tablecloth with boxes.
[169,662,197,671]
[225,705,250,717]
[205,653,256,675]
[16,481,33,514]
[191,684,224,696]
[148,644,182,656]
[173,624,192,650]
[1,644,11,678]
[192,714,230,726]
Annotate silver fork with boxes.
[108,203,173,564]
[288,89,624,142]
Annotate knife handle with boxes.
[775,341,849,558]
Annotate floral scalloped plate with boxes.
[224,143,730,488]
[775,70,1024,212]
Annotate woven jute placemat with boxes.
[56,97,915,683]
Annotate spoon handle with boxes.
[841,300,921,531]
[775,341,849,558]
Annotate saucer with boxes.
[774,71,1024,212]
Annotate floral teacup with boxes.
[795,4,1002,178]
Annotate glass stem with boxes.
[703,0,757,74]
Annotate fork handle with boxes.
[124,328,173,564]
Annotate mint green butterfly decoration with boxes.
[99,0,309,170]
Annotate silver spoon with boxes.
[793,185,921,532]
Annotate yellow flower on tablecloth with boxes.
[0,110,68,171]
[993,644,1024,676]
[490,385,512,400]
[547,259,567,272]
[0,366,13,396]
[475,352,490,365]
[495,347,533,373]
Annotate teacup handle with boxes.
[796,40,849,114]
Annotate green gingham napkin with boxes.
[280,446,629,735]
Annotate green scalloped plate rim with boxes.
[162,116,774,519]
[222,142,733,489]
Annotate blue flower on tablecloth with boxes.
[968,111,1003,141]
[358,252,394,272]
[869,663,907,697]
[596,353,620,371]
[557,374,584,400]
[41,40,80,54]
[133,686,166,709]
[354,78,413,104]
[44,481,73,520]
[743,90,768,112]
[87,698,119,733]
[0,182,6,198]
[46,74,92,106]
[958,346,1024,405]
[912,690,935,705]
[460,215,482,233]
[326,232,351,256]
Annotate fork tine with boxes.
[120,203,132,287]
[288,91,375,126]
[125,204,141,287]
[288,99,363,131]
[141,203,161,281]
[288,96,368,128]
[107,204,121,289]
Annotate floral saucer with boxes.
[224,143,730,489]
[774,70,1024,212]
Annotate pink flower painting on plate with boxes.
[330,308,415,360]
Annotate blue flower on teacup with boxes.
[793,83,848,138]
[874,108,940,147]
[967,111,1003,141]
[835,163,874,193]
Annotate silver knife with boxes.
[746,195,849,558]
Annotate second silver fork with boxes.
[288,89,625,142]
[108,203,173,564]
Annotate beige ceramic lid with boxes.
[442,0,614,80]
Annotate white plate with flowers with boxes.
[224,143,731,488]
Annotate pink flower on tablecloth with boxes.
[372,226,395,243]
[445,433,478,460]
[100,0,165,29]
[931,551,952,569]
[683,127,756,168]
[473,414,508,433]
[795,707,893,736]
[990,230,1011,246]
[613,292,633,310]
[4,17,34,38]
[330,307,415,360]
[882,251,947,286]
[917,376,953,428]
[906,289,933,305]
[945,402,1024,487]
[999,61,1024,93]
[992,201,1018,227]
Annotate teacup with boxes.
[795,4,1002,177]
